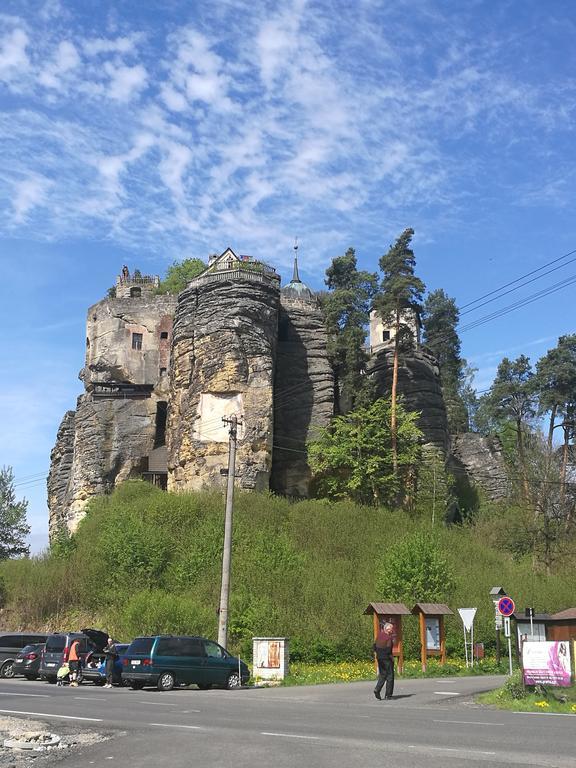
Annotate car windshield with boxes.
[46,636,66,652]
[127,637,154,655]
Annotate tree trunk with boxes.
[560,422,569,506]
[516,418,531,502]
[390,307,400,475]
[547,404,557,451]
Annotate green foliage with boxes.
[375,228,426,325]
[155,258,206,294]
[0,466,30,559]
[422,289,470,432]
[376,530,456,604]
[497,670,526,700]
[1,483,576,662]
[308,397,422,505]
[321,247,378,412]
[411,446,456,523]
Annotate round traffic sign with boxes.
[497,596,515,617]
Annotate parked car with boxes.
[8,642,45,680]
[83,643,129,686]
[0,632,48,679]
[122,635,250,691]
[40,628,109,683]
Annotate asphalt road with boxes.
[0,674,574,767]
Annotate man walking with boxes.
[68,638,81,687]
[373,622,395,700]
[103,637,118,688]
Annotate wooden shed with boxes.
[411,603,453,670]
[363,602,411,672]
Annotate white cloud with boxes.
[12,174,52,223]
[105,62,148,102]
[0,27,30,83]
[83,35,138,57]
[37,40,80,89]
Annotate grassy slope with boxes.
[1,482,574,662]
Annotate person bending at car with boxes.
[373,622,395,701]
[68,638,81,687]
[103,637,118,688]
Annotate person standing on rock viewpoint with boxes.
[373,622,395,700]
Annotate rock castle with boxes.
[48,248,507,539]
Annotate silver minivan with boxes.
[0,632,48,678]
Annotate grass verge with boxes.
[477,671,576,715]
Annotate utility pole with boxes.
[217,414,241,649]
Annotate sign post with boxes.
[458,608,477,667]
[497,596,515,675]
[490,587,507,667]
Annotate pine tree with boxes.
[321,248,378,413]
[0,466,30,559]
[374,229,426,472]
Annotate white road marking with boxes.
[433,691,460,696]
[149,723,203,730]
[0,692,49,698]
[433,719,505,726]
[261,732,320,740]
[74,697,106,701]
[136,700,175,706]
[180,710,201,713]
[0,708,102,722]
[409,746,496,756]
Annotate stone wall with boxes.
[270,296,334,496]
[168,278,279,492]
[81,295,177,388]
[368,346,450,454]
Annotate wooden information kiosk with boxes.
[411,602,452,671]
[363,602,411,673]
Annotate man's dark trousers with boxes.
[374,656,394,699]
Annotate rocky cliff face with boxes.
[47,410,76,539]
[270,296,334,496]
[449,433,509,501]
[47,292,176,538]
[168,278,279,492]
[368,346,450,454]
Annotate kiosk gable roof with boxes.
[363,602,411,615]
[411,603,453,615]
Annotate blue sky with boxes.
[1,0,575,552]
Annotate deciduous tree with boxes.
[308,397,422,506]
[155,258,206,294]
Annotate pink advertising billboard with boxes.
[522,641,572,687]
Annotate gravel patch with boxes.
[0,716,114,767]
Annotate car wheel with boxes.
[130,681,144,690]
[157,672,175,691]
[1,661,16,678]
[197,683,212,690]
[226,672,241,689]
[24,674,38,681]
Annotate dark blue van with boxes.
[122,636,249,691]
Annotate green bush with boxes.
[1,482,575,662]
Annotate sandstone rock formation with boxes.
[271,267,334,496]
[449,433,509,501]
[47,411,75,539]
[368,346,450,454]
[168,273,280,493]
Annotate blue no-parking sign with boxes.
[498,596,515,617]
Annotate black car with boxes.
[0,632,48,678]
[11,643,45,680]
